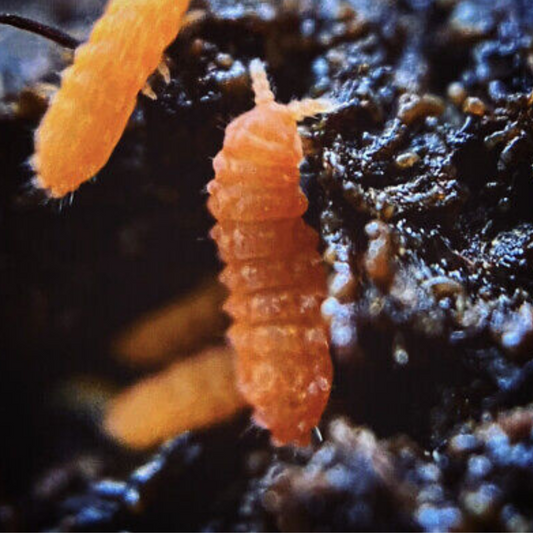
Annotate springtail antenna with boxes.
[250,59,275,106]
[312,426,324,444]
[249,58,336,119]
[287,98,336,121]
[0,14,80,49]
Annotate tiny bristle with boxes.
[312,426,324,444]
[26,153,38,171]
[26,155,52,197]
[249,59,275,106]
[56,194,72,211]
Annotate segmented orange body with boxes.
[33,0,190,198]
[208,62,333,446]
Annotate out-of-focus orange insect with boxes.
[113,279,227,368]
[3,0,191,198]
[208,60,334,447]
[106,346,246,450]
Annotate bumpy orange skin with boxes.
[33,0,190,198]
[208,102,333,447]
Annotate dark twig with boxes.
[0,14,80,49]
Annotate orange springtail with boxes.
[208,60,334,447]
[32,0,191,198]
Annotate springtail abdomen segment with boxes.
[208,60,334,447]
[32,0,191,198]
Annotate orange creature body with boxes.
[105,346,245,449]
[113,278,226,368]
[32,0,191,198]
[208,61,333,447]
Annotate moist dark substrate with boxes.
[2,0,533,530]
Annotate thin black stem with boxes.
[0,14,80,49]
